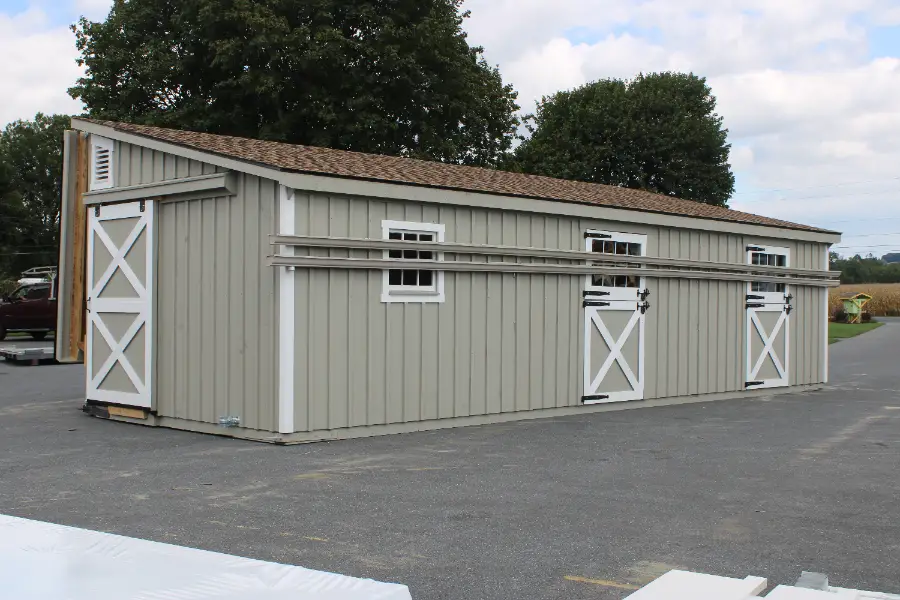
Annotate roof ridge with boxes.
[74,118,836,235]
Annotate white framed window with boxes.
[90,136,115,191]
[747,246,791,294]
[381,220,445,303]
[584,230,648,302]
[747,245,790,295]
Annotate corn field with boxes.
[829,284,900,317]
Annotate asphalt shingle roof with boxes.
[79,119,834,234]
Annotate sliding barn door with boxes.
[86,201,154,408]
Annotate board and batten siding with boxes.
[111,140,225,187]
[285,191,829,434]
[288,193,583,432]
[155,173,278,431]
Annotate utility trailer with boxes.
[0,345,55,365]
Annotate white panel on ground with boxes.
[624,570,900,600]
[765,587,858,599]
[624,570,768,600]
[0,514,412,600]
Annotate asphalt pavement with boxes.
[0,325,898,599]
[0,334,83,410]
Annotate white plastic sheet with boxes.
[0,514,412,600]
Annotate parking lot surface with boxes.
[1,325,898,599]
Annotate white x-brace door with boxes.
[583,230,648,404]
[86,201,154,408]
[746,245,790,390]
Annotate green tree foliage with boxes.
[830,252,900,284]
[69,0,519,166]
[0,161,27,278]
[512,73,735,206]
[0,114,70,278]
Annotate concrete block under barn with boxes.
[55,119,841,442]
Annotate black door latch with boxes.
[583,300,611,308]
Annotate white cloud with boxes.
[464,0,900,255]
[72,0,112,21]
[0,7,84,127]
[3,0,899,255]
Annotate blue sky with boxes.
[868,25,900,58]
[3,0,900,257]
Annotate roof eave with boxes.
[69,118,842,244]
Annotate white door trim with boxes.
[584,301,644,404]
[745,244,790,390]
[278,185,296,434]
[86,200,154,408]
[583,230,648,404]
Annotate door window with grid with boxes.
[381,220,445,303]
[748,247,789,295]
[584,230,647,301]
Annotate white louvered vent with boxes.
[90,136,115,191]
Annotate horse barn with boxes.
[54,118,841,443]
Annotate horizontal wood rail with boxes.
[269,234,838,282]
[267,254,840,287]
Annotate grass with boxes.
[828,321,884,344]
[829,283,900,317]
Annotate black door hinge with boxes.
[94,205,100,217]
[747,303,765,309]
[585,232,612,239]
[582,394,609,403]
[785,304,793,315]
[746,294,764,300]
[784,293,793,303]
[584,300,611,308]
[639,288,651,301]
[139,199,145,212]
[583,290,611,298]
[745,381,765,388]
[639,301,651,314]
[747,245,765,252]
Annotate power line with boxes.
[732,176,900,195]
[833,244,900,249]
[840,231,900,238]
[816,216,900,225]
[734,186,900,205]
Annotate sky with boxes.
[2,0,900,258]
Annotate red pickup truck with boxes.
[0,282,56,340]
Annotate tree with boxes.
[830,252,900,284]
[0,161,26,279]
[512,73,735,206]
[69,0,519,167]
[0,113,70,277]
